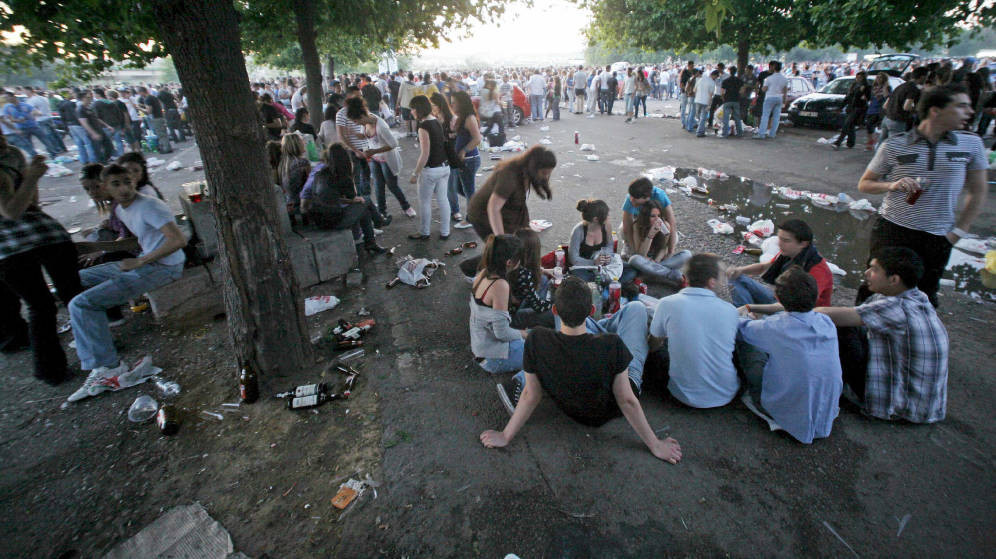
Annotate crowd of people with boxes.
[0,51,989,465]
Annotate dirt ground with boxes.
[1,97,994,559]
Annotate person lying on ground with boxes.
[567,198,636,284]
[726,218,833,311]
[649,253,740,408]
[480,276,682,464]
[627,199,692,285]
[620,177,679,259]
[735,266,842,443]
[67,164,187,402]
[471,234,527,374]
[816,247,949,423]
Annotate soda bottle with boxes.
[332,373,358,400]
[574,131,580,144]
[156,404,180,435]
[238,366,259,403]
[286,392,332,410]
[608,281,622,313]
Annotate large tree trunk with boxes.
[736,38,750,72]
[151,0,312,379]
[292,0,326,127]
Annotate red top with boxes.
[809,258,834,307]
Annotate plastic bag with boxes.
[304,295,340,316]
[579,144,595,151]
[586,154,600,161]
[707,219,734,235]
[849,199,876,212]
[44,164,73,178]
[599,253,624,283]
[760,235,780,263]
[397,256,443,286]
[643,166,676,181]
[166,161,183,171]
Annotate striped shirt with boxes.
[856,288,948,423]
[335,107,368,151]
[867,128,987,235]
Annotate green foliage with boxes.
[0,0,164,79]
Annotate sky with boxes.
[413,0,591,67]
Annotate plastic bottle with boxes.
[152,377,181,397]
[238,366,259,403]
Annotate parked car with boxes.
[867,53,920,77]
[747,75,816,114]
[471,84,532,127]
[787,75,905,128]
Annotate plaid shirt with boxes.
[0,157,72,261]
[856,289,949,423]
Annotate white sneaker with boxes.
[404,207,417,218]
[453,221,474,229]
[374,228,384,236]
[66,361,129,402]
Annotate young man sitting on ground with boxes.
[67,164,187,402]
[649,253,740,408]
[816,247,948,423]
[479,276,682,464]
[726,218,833,311]
[736,266,842,443]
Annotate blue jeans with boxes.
[569,264,638,285]
[554,301,649,391]
[679,93,691,122]
[4,132,36,157]
[38,119,66,152]
[721,101,743,137]
[877,117,907,152]
[68,125,97,164]
[529,94,544,120]
[730,275,777,308]
[447,155,479,217]
[349,152,371,200]
[103,127,126,158]
[369,159,410,215]
[687,102,709,133]
[624,93,634,115]
[21,125,61,157]
[628,251,692,282]
[481,337,524,374]
[757,96,782,138]
[69,261,182,370]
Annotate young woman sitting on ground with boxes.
[470,234,527,374]
[508,228,554,329]
[627,199,692,285]
[568,198,636,284]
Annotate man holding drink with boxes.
[856,84,987,307]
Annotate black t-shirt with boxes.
[523,328,632,427]
[94,99,124,128]
[259,103,283,140]
[884,81,920,122]
[680,68,693,88]
[418,119,448,167]
[721,76,743,103]
[76,103,97,126]
[143,95,164,118]
[58,100,80,126]
[158,91,177,111]
[290,121,316,136]
[361,84,382,111]
[756,71,771,102]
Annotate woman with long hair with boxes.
[278,134,311,221]
[508,228,554,328]
[567,198,636,284]
[300,143,385,255]
[319,98,341,148]
[290,107,315,137]
[115,151,164,200]
[448,91,482,230]
[864,72,891,150]
[345,96,415,220]
[470,234,526,374]
[627,200,691,284]
[634,68,651,119]
[407,95,451,240]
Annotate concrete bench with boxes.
[148,187,358,325]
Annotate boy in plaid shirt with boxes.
[817,247,949,423]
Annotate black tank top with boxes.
[419,119,448,167]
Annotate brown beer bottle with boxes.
[239,366,259,403]
[156,404,180,435]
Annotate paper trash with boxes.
[579,144,595,151]
[304,295,340,316]
[707,219,734,235]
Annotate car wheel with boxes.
[514,107,525,126]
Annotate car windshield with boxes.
[819,79,852,95]
[869,57,912,74]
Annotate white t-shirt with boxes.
[573,70,587,89]
[623,75,636,94]
[291,90,304,111]
[528,74,546,96]
[121,97,140,120]
[694,76,716,105]
[599,70,612,90]
[764,73,788,98]
[114,194,185,267]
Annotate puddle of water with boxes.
[658,167,994,300]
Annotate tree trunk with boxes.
[736,38,750,72]
[292,0,326,127]
[324,55,336,94]
[151,0,312,379]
